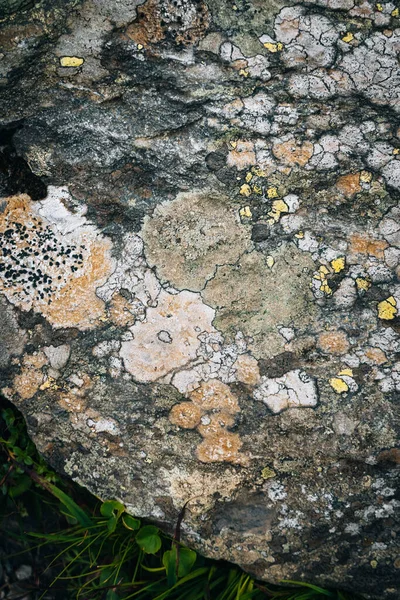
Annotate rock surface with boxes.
[1,0,400,598]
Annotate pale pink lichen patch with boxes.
[0,193,114,329]
[119,289,215,382]
[189,379,240,413]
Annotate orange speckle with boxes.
[350,233,388,258]
[318,331,350,355]
[169,402,202,429]
[272,137,313,167]
[227,140,256,170]
[197,412,235,437]
[108,293,136,327]
[234,354,261,386]
[364,347,387,365]
[189,379,240,413]
[336,173,362,198]
[196,431,246,465]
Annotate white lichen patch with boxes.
[0,191,114,329]
[253,369,318,414]
[119,289,216,382]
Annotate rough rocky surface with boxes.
[0,0,399,598]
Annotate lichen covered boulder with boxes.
[1,0,399,598]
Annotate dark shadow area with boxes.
[0,122,47,201]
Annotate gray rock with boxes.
[0,0,399,598]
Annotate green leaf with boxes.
[176,547,197,577]
[100,500,125,519]
[163,545,178,587]
[136,525,162,554]
[281,581,334,596]
[9,474,32,498]
[47,483,92,528]
[105,590,120,600]
[107,515,118,533]
[122,514,140,531]
[163,546,197,585]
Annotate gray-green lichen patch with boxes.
[202,243,317,359]
[142,190,252,292]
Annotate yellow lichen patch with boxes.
[336,173,362,198]
[266,186,279,199]
[267,199,289,223]
[239,69,249,77]
[314,265,332,295]
[329,377,349,394]
[190,379,240,413]
[377,296,397,320]
[331,257,345,273]
[272,137,314,167]
[59,56,84,67]
[252,184,263,195]
[239,205,252,219]
[392,7,399,16]
[196,431,246,465]
[341,32,354,43]
[12,352,48,400]
[169,402,202,429]
[0,194,113,330]
[376,3,383,10]
[318,330,349,355]
[266,255,275,268]
[360,170,373,183]
[350,234,388,259]
[263,42,283,52]
[356,277,371,291]
[295,231,304,239]
[338,368,353,377]
[261,466,276,479]
[251,166,267,177]
[245,172,253,183]
[393,148,400,155]
[233,353,261,386]
[239,184,252,197]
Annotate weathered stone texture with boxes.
[1,0,399,598]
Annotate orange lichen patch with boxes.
[57,392,87,413]
[336,173,362,198]
[196,431,246,465]
[169,402,202,429]
[350,233,388,258]
[0,194,114,330]
[272,137,313,167]
[318,331,350,355]
[227,141,256,170]
[189,379,240,413]
[197,412,235,438]
[12,352,48,400]
[125,0,210,48]
[233,354,261,386]
[363,347,387,365]
[108,293,136,327]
